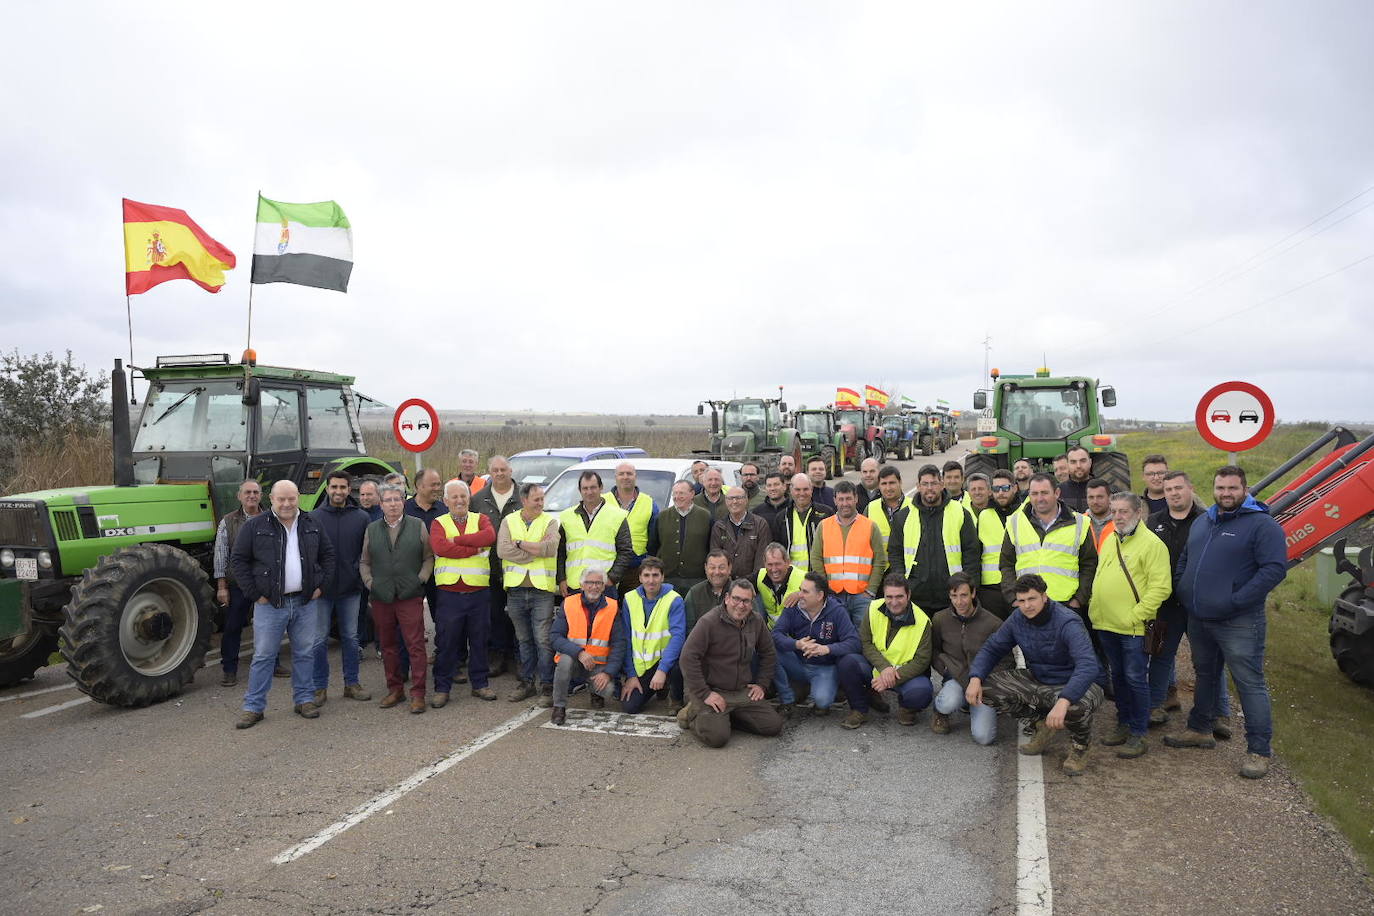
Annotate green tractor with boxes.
[967,367,1129,490]
[0,353,396,705]
[695,397,802,478]
[793,408,844,478]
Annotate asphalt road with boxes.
[1,443,1009,916]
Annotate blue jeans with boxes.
[1187,612,1272,756]
[835,652,933,713]
[836,592,873,631]
[934,677,997,745]
[433,589,490,692]
[312,592,361,690]
[775,651,839,709]
[242,595,318,713]
[506,586,556,686]
[1097,630,1150,736]
[1148,617,1230,716]
[620,661,684,713]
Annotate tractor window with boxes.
[258,387,303,452]
[836,409,865,428]
[1001,387,1090,439]
[797,413,832,438]
[134,381,248,453]
[724,402,767,438]
[305,386,360,451]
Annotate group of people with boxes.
[216,445,1288,780]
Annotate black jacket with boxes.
[310,502,371,596]
[885,495,980,611]
[768,502,834,554]
[230,511,335,607]
[471,483,522,576]
[1146,502,1204,623]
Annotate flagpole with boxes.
[246,190,259,352]
[122,197,137,404]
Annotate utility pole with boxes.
[982,333,992,386]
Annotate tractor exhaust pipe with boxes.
[112,359,135,487]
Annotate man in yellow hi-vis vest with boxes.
[997,473,1098,615]
[835,574,934,730]
[496,482,562,705]
[429,480,497,708]
[618,557,688,715]
[557,470,633,598]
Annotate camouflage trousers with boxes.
[982,668,1103,746]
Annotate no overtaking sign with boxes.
[393,398,440,453]
[1195,381,1274,454]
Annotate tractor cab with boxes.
[132,353,376,517]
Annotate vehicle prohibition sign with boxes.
[1195,381,1274,453]
[393,398,440,453]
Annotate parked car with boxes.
[540,458,743,514]
[507,446,648,486]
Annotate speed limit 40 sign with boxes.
[393,398,440,453]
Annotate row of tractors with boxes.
[695,397,960,479]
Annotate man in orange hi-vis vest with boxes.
[810,481,884,631]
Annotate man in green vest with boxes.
[557,470,633,598]
[605,461,659,595]
[976,469,1020,619]
[836,574,934,729]
[496,482,561,704]
[618,557,688,715]
[429,480,497,708]
[359,484,434,714]
[886,464,980,617]
[755,542,805,628]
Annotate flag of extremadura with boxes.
[251,195,353,292]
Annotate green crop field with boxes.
[1117,424,1374,872]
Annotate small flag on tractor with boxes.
[836,387,861,407]
[900,394,917,406]
[251,195,353,292]
[123,199,236,294]
[936,398,950,407]
[864,385,890,408]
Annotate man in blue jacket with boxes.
[231,480,336,729]
[1164,466,1287,779]
[771,571,862,717]
[309,470,373,706]
[966,573,1103,776]
[618,557,688,714]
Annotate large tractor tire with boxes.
[1092,452,1132,493]
[59,544,214,707]
[1330,596,1374,688]
[963,453,1000,482]
[921,436,934,458]
[820,446,838,480]
[850,441,867,472]
[0,622,59,688]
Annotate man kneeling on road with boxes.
[836,573,933,729]
[548,566,624,726]
[678,578,782,748]
[965,574,1103,775]
[929,573,1006,744]
[771,572,861,718]
[619,557,688,715]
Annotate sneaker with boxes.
[344,684,372,701]
[898,707,918,727]
[220,672,237,687]
[313,689,327,706]
[1164,684,1181,711]
[1148,706,1169,728]
[1019,719,1053,756]
[1062,742,1090,776]
[1240,753,1270,779]
[840,710,868,729]
[507,681,536,702]
[1212,716,1233,740]
[471,686,498,701]
[1163,729,1217,749]
[1117,735,1148,759]
[930,711,950,734]
[294,702,320,719]
[1101,724,1130,747]
[235,711,263,730]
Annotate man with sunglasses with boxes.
[976,470,1019,619]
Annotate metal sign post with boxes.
[1195,381,1276,465]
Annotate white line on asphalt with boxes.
[271,705,545,865]
[1016,730,1053,915]
[0,682,76,703]
[21,697,92,719]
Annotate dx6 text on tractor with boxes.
[1247,426,1374,687]
[834,406,885,471]
[967,367,1128,491]
[694,397,802,479]
[793,408,844,479]
[0,353,397,704]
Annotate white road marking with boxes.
[541,709,680,739]
[1016,729,1053,915]
[271,706,544,865]
[0,682,77,703]
[21,697,92,718]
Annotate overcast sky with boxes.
[4,2,1372,424]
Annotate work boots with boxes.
[379,690,404,708]
[1163,729,1217,749]
[930,711,950,734]
[1062,742,1090,776]
[344,684,371,701]
[1019,719,1053,756]
[507,680,537,702]
[1213,716,1233,740]
[1100,724,1130,747]
[313,689,327,706]
[1240,753,1270,779]
[1117,735,1147,759]
[537,685,554,709]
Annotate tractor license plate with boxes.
[14,558,37,580]
[976,418,997,433]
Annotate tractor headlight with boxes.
[38,551,52,569]
[0,549,13,568]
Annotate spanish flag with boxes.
[123,199,236,295]
[836,387,862,407]
[865,385,890,408]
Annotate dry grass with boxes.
[2,431,113,493]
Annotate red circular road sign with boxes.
[1195,381,1275,453]
[392,398,440,453]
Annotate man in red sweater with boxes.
[430,480,497,707]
